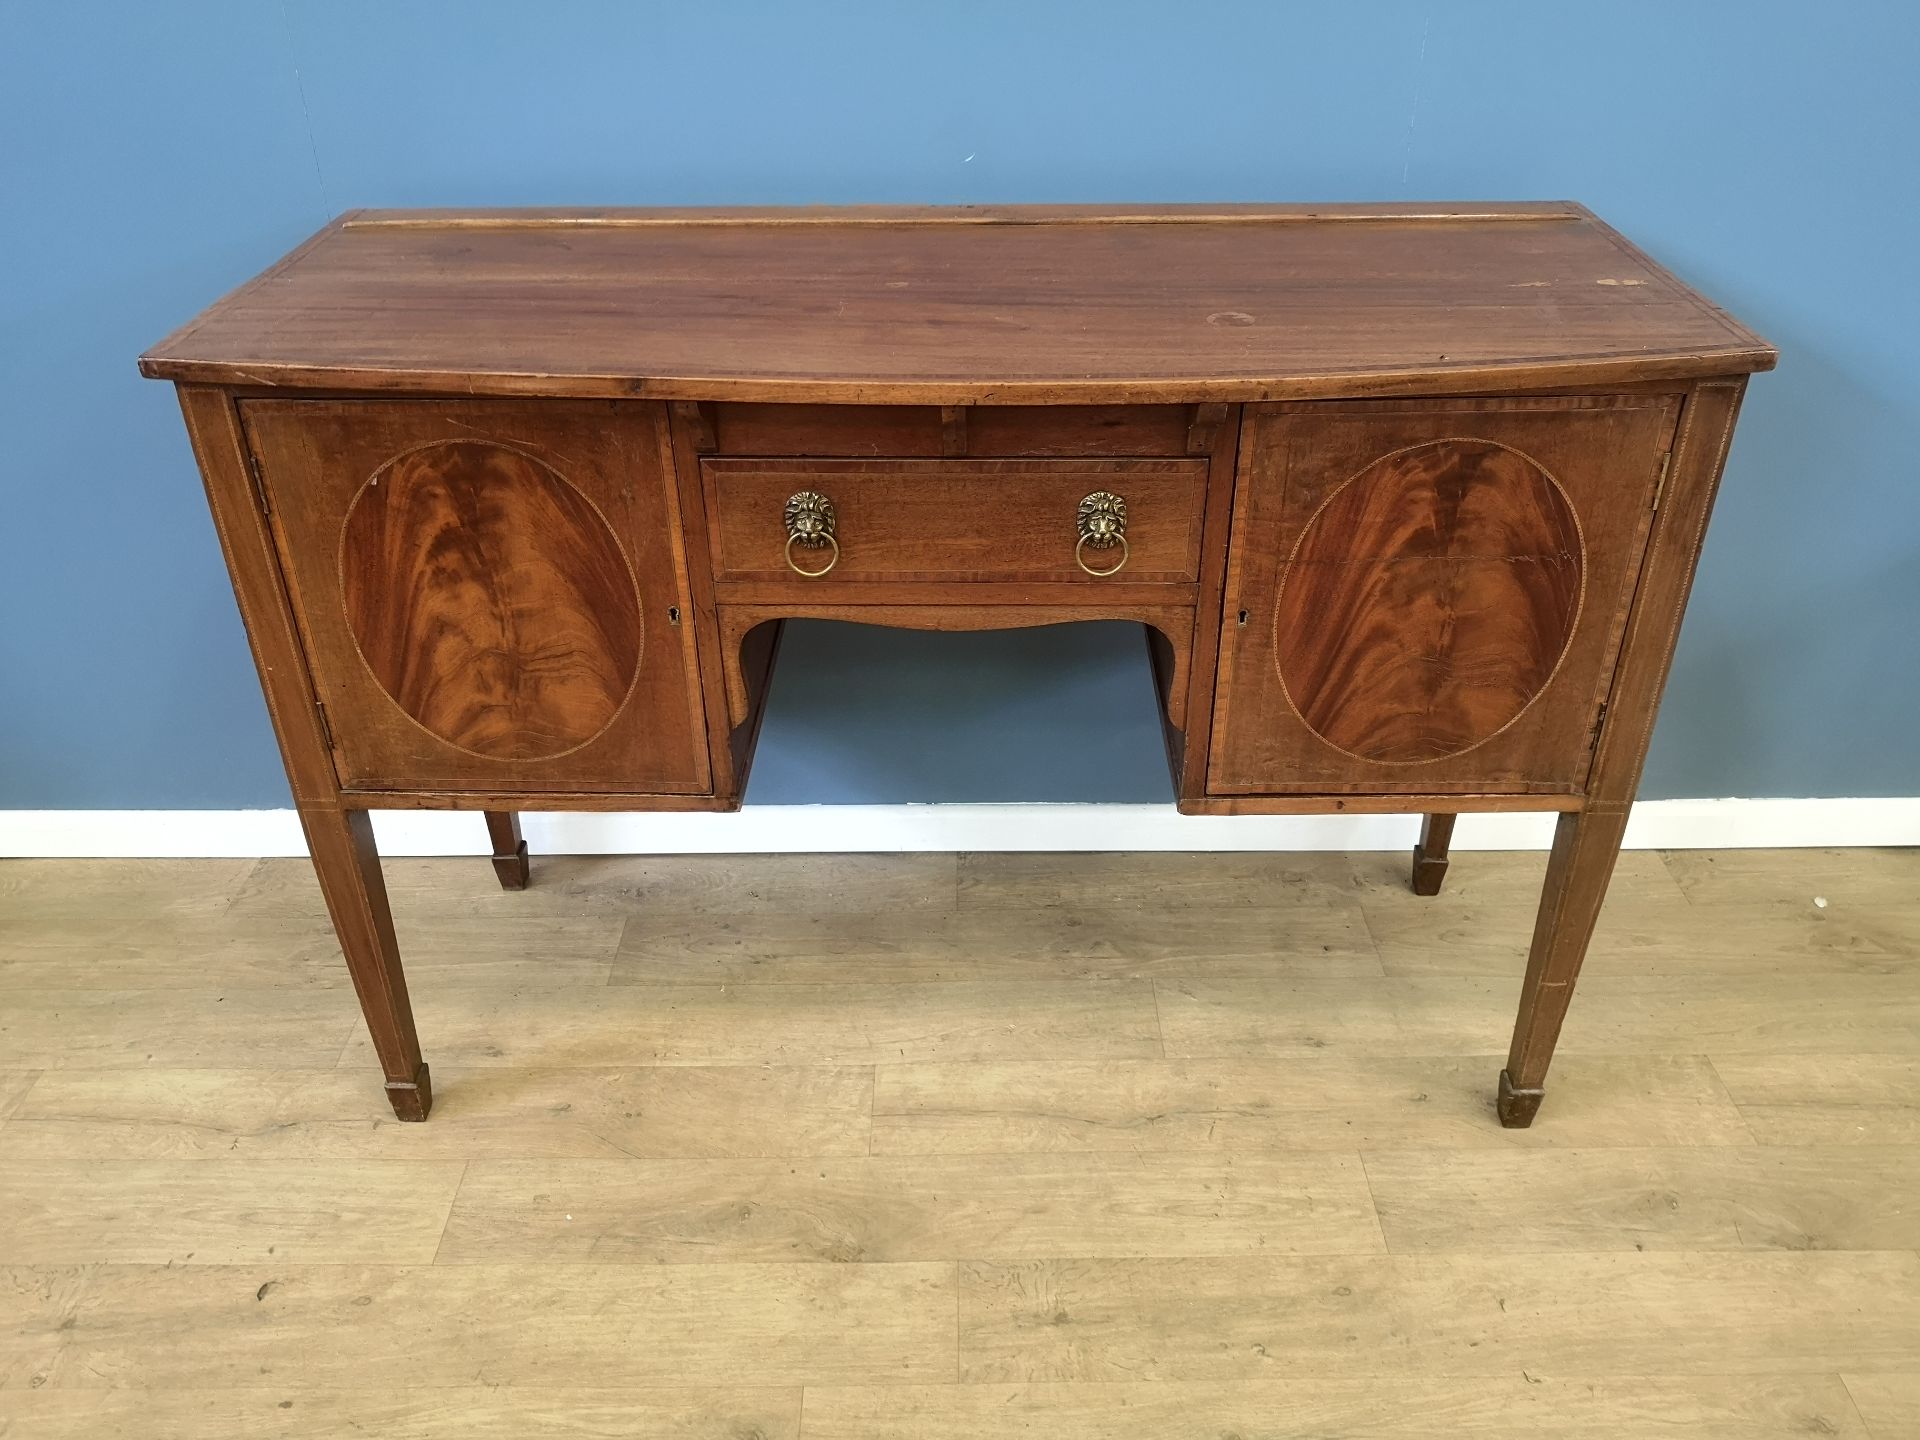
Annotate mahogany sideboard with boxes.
[140,203,1775,1126]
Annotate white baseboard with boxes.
[1,798,1916,858]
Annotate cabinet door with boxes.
[1210,395,1678,796]
[242,399,709,795]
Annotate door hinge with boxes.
[246,452,271,517]
[1588,700,1610,751]
[314,700,336,751]
[1650,451,1672,510]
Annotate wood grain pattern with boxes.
[226,851,960,921]
[0,1066,874,1161]
[0,909,618,991]
[0,858,255,924]
[0,1388,804,1440]
[241,398,709,794]
[1276,440,1582,763]
[0,988,357,1070]
[1278,559,1580,762]
[1843,1373,1920,1438]
[1350,845,1915,980]
[0,1070,39,1122]
[1154,974,1920,1060]
[1663,845,1920,909]
[0,1159,463,1263]
[140,205,1775,402]
[1709,1053,1920,1145]
[612,904,1380,985]
[340,440,642,760]
[955,1251,1920,1381]
[704,459,1207,586]
[801,1377,1872,1440]
[1210,395,1676,795]
[954,848,1358,911]
[8,1262,958,1388]
[337,979,1164,1069]
[871,1055,1755,1154]
[707,402,1196,458]
[1,850,1912,1433]
[1362,1145,1920,1252]
[436,1152,1382,1263]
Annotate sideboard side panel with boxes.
[176,384,338,804]
[1585,377,1749,806]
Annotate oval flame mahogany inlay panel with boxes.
[340,440,642,761]
[1274,438,1583,764]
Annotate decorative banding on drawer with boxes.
[703,458,1208,585]
[701,403,1201,457]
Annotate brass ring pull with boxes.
[783,490,838,577]
[1076,490,1129,577]
[785,529,840,577]
[1075,531,1129,577]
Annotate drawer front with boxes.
[703,458,1208,586]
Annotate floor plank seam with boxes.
[1353,1150,1395,1254]
[429,1159,470,1265]
[1147,979,1170,1059]
[863,1065,876,1157]
[1838,1372,1883,1439]
[950,1259,964,1385]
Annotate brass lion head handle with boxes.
[1076,491,1129,577]
[784,490,839,577]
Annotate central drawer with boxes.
[701,457,1209,587]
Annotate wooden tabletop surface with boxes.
[140,203,1775,403]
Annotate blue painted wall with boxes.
[3,2,1915,808]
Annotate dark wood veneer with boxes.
[240,398,709,796]
[704,458,1208,588]
[1273,438,1584,765]
[140,204,1772,403]
[340,439,644,761]
[146,205,1773,1127]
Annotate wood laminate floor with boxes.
[1,846,1916,1438]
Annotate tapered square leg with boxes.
[1496,1069,1544,1128]
[299,803,431,1121]
[1410,812,1457,896]
[484,810,530,890]
[1499,805,1630,1127]
[384,1066,433,1121]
